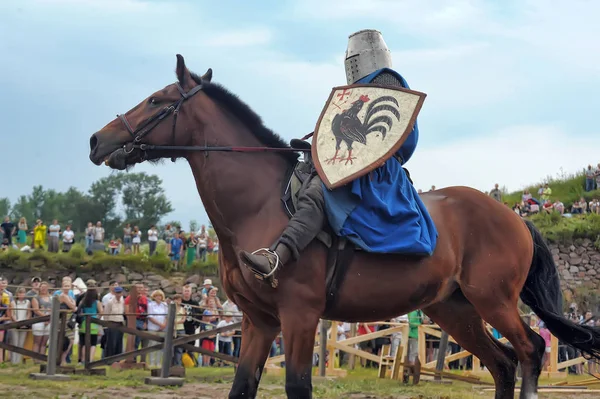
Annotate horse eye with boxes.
[149,97,158,105]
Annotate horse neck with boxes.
[186,98,290,246]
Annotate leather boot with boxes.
[240,243,292,278]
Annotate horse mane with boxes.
[190,72,299,163]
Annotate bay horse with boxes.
[89,55,600,399]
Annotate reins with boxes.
[117,80,313,157]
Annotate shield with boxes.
[312,84,426,190]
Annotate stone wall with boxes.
[551,238,600,291]
[1,267,213,297]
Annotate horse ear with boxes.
[201,68,213,83]
[175,54,193,87]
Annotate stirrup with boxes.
[249,248,281,288]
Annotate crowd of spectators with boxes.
[0,276,249,367]
[0,218,220,267]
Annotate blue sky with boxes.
[2,0,600,228]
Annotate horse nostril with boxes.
[90,134,99,154]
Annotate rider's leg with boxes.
[240,174,325,276]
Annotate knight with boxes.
[241,29,438,280]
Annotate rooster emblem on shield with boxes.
[326,94,401,165]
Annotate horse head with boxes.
[89,54,212,170]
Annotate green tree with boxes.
[121,173,173,232]
[189,219,198,233]
[0,198,10,219]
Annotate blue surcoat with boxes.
[322,68,438,255]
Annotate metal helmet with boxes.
[344,29,392,85]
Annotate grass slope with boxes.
[501,169,600,244]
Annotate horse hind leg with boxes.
[462,290,545,399]
[423,290,518,399]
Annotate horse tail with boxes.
[521,219,600,359]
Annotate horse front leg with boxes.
[229,314,279,399]
[280,311,320,399]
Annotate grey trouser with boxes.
[278,173,326,260]
[48,236,59,252]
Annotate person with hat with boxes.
[103,286,125,359]
[200,279,213,299]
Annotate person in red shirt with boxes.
[124,283,148,351]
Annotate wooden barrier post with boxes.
[435,331,449,381]
[29,297,70,381]
[348,323,357,370]
[318,320,327,377]
[145,303,184,386]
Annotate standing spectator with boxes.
[147,290,168,367]
[163,223,174,242]
[102,282,119,306]
[85,222,94,252]
[185,231,198,267]
[132,226,141,254]
[77,280,103,362]
[124,283,148,352]
[103,286,125,359]
[541,184,552,202]
[489,184,502,202]
[217,312,235,356]
[173,294,187,366]
[181,285,200,352]
[196,225,208,262]
[62,225,75,252]
[200,309,218,366]
[53,276,75,299]
[33,220,47,250]
[0,276,12,299]
[123,223,132,251]
[147,225,159,256]
[538,321,552,371]
[92,221,105,252]
[31,282,52,358]
[0,283,10,362]
[222,297,241,357]
[585,165,596,192]
[1,216,15,247]
[201,288,223,310]
[26,277,41,299]
[57,280,76,365]
[48,219,61,252]
[407,310,424,363]
[8,287,31,364]
[17,217,28,247]
[168,232,183,270]
[595,162,600,191]
[200,279,214,299]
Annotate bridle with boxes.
[117,81,311,159]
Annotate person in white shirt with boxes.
[147,225,159,256]
[102,282,119,307]
[147,290,168,367]
[9,287,31,364]
[104,286,126,358]
[196,225,208,262]
[217,313,235,356]
[132,226,142,255]
[62,225,75,252]
[48,219,61,253]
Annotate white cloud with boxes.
[408,124,600,194]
